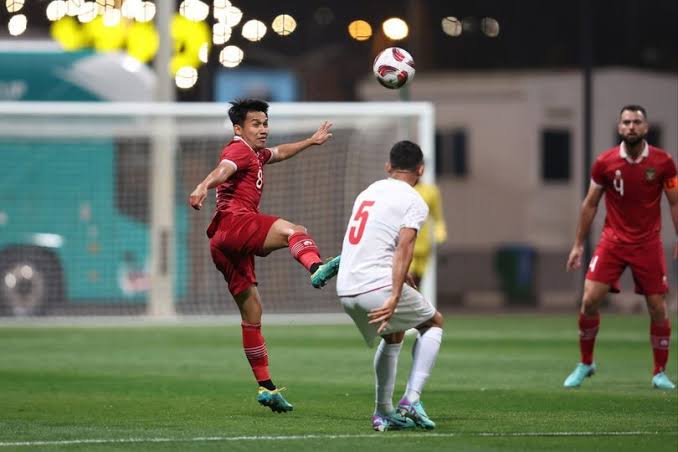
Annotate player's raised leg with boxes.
[397,312,443,429]
[646,294,675,390]
[564,279,609,388]
[234,286,294,412]
[262,218,340,288]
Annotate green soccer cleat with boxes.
[371,411,416,432]
[256,387,294,413]
[652,372,676,390]
[563,362,596,388]
[311,255,341,288]
[397,399,436,430]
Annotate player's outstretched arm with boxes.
[269,121,333,163]
[189,161,237,210]
[369,227,417,333]
[567,184,603,271]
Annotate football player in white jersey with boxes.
[336,140,444,432]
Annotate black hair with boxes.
[389,140,423,171]
[228,99,269,127]
[619,104,647,120]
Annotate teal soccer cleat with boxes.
[371,411,416,432]
[311,255,341,288]
[256,387,294,413]
[652,372,676,390]
[563,362,596,388]
[397,399,436,430]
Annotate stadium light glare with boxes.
[220,6,242,27]
[6,0,24,13]
[8,13,26,36]
[219,45,244,68]
[272,14,296,36]
[77,1,98,23]
[481,17,500,37]
[175,66,198,89]
[348,19,372,41]
[179,0,208,22]
[382,17,408,40]
[96,0,119,15]
[214,0,230,8]
[198,42,209,63]
[66,0,82,16]
[242,19,266,42]
[103,7,121,26]
[134,1,155,23]
[212,22,231,45]
[441,16,462,37]
[46,0,68,21]
[120,0,140,18]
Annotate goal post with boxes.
[0,101,435,318]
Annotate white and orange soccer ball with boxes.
[372,47,416,89]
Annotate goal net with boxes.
[0,102,435,317]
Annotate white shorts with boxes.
[339,284,436,347]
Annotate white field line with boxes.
[0,431,676,448]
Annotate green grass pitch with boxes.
[1,314,676,451]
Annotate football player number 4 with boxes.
[348,200,375,244]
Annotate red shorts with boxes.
[586,239,668,295]
[207,211,279,296]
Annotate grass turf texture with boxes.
[0,314,676,451]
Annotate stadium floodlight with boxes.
[103,7,121,26]
[95,0,118,14]
[6,0,24,13]
[212,22,231,45]
[134,0,155,22]
[272,14,296,36]
[481,17,500,37]
[198,42,209,63]
[8,13,26,35]
[121,0,140,18]
[46,0,68,21]
[382,17,408,40]
[179,0,208,22]
[77,1,97,23]
[175,66,198,89]
[219,5,242,27]
[241,19,266,42]
[214,0,230,8]
[347,19,372,41]
[66,0,82,16]
[219,45,244,67]
[441,16,462,37]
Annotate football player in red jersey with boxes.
[189,99,339,412]
[564,105,678,390]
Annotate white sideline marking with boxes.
[0,431,675,447]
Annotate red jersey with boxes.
[215,136,273,215]
[591,143,677,245]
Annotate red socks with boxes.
[578,312,600,365]
[651,319,671,375]
[288,231,321,272]
[241,322,270,382]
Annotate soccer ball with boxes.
[373,47,416,89]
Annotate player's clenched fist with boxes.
[566,244,583,271]
[189,185,207,210]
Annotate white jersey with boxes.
[336,178,429,296]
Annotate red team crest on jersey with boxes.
[645,167,656,182]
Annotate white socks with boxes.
[374,340,403,415]
[404,326,443,404]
